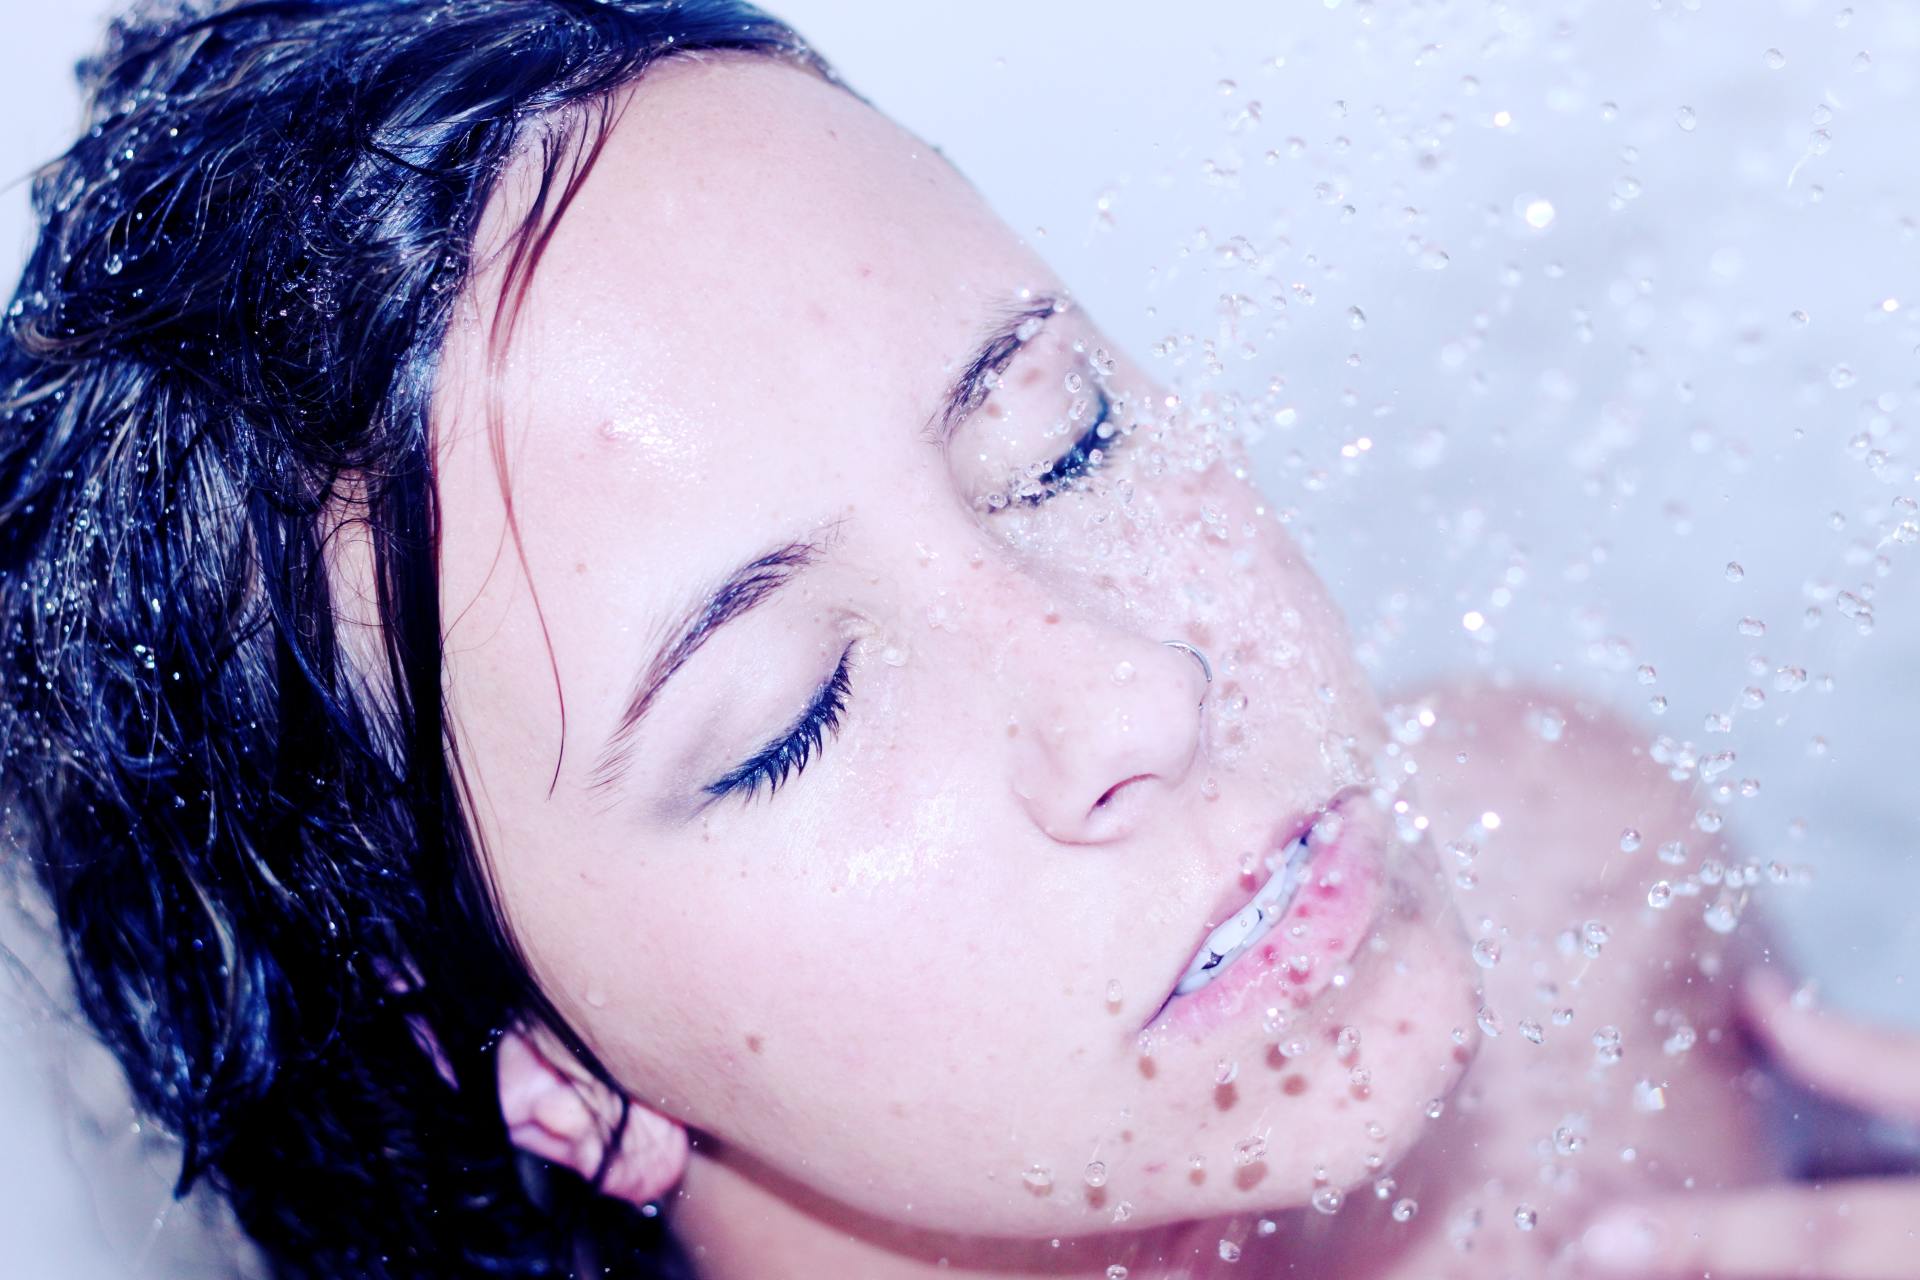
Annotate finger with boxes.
[1740,970,1920,1125]
[1583,1180,1920,1279]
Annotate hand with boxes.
[1580,969,1920,1278]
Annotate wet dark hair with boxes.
[0,2,835,1275]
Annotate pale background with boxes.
[3,0,1916,1275]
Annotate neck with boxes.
[667,1142,1244,1280]
[664,1091,1501,1280]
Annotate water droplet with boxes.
[1725,561,1745,582]
[1648,881,1674,909]
[1703,899,1741,934]
[1106,1266,1129,1280]
[1553,1126,1584,1156]
[1514,1204,1539,1231]
[1233,1136,1267,1166]
[1675,106,1697,132]
[1105,979,1123,1007]
[1472,938,1502,969]
[1347,305,1367,330]
[1393,1197,1419,1222]
[1696,809,1724,834]
[104,253,125,276]
[1336,1026,1362,1058]
[1519,1019,1545,1044]
[1084,1160,1108,1188]
[1738,616,1767,637]
[1111,1200,1133,1223]
[1477,1006,1504,1037]
[1022,1164,1054,1194]
[1112,660,1135,685]
[1425,1097,1446,1119]
[1620,828,1643,852]
[1311,1186,1345,1215]
[1552,1006,1575,1026]
[1764,48,1786,70]
[1593,1026,1623,1064]
[1218,1238,1242,1263]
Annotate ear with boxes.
[496,1024,689,1206]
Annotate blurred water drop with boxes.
[1764,48,1786,70]
[1725,561,1745,582]
[1392,1197,1419,1222]
[1218,1238,1242,1263]
[1675,106,1697,132]
[1514,1204,1539,1231]
[1106,1266,1129,1280]
[1347,305,1367,330]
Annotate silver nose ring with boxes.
[1163,639,1213,703]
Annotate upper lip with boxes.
[1137,783,1366,1031]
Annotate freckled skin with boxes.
[409,53,1802,1280]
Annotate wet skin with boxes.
[418,53,1771,1280]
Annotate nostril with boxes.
[1092,773,1151,812]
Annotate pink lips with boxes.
[1142,787,1389,1043]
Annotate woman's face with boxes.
[433,55,1477,1235]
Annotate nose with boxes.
[1007,628,1208,843]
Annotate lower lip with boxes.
[1143,794,1389,1044]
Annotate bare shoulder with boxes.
[1387,678,1702,911]
[1374,679,1777,1251]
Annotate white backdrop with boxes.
[4,1,1917,1276]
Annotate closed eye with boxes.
[1008,386,1125,507]
[703,641,855,804]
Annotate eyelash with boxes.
[1009,386,1127,508]
[704,641,855,803]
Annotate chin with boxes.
[1127,838,1479,1227]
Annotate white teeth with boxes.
[1173,835,1314,997]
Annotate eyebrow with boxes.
[921,292,1067,447]
[589,536,831,793]
[590,292,1067,797]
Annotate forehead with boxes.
[430,54,1065,767]
[445,55,1055,489]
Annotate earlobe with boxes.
[495,1025,690,1207]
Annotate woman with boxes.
[1,2,1913,1276]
